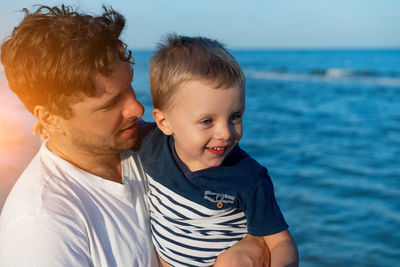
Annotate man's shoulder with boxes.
[1,149,51,215]
[1,145,85,228]
[0,156,91,266]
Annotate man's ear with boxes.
[152,108,173,136]
[33,105,64,135]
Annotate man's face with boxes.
[59,59,144,155]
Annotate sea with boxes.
[1,49,399,266]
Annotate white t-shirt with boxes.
[0,142,159,267]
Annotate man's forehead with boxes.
[90,61,133,97]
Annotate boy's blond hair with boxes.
[150,34,245,110]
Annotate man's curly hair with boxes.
[1,5,133,118]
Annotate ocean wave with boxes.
[245,70,400,87]
[309,68,385,78]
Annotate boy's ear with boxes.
[152,108,173,136]
[33,105,65,135]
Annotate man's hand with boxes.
[32,120,49,142]
[214,234,270,267]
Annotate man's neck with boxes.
[46,139,123,184]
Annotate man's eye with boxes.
[200,119,212,125]
[99,103,115,111]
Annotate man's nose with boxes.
[122,90,144,118]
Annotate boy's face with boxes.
[158,80,245,172]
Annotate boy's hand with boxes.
[214,234,270,267]
[32,120,49,142]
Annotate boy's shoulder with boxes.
[133,121,171,172]
[222,145,269,178]
[132,120,158,151]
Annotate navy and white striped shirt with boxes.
[135,123,288,266]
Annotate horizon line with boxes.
[131,45,400,51]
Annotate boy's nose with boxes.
[215,123,232,141]
[122,90,144,119]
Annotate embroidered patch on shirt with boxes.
[204,190,235,204]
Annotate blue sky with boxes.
[0,0,399,50]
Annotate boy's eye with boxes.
[230,113,242,121]
[200,119,212,125]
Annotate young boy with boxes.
[135,34,298,266]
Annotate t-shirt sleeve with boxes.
[0,214,92,266]
[242,167,288,237]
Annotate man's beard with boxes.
[70,129,137,155]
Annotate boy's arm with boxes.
[263,230,299,267]
[214,234,271,267]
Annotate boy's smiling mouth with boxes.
[206,146,228,155]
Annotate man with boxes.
[0,5,269,266]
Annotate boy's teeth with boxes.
[211,147,224,150]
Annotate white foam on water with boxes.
[325,68,353,77]
[245,70,400,87]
